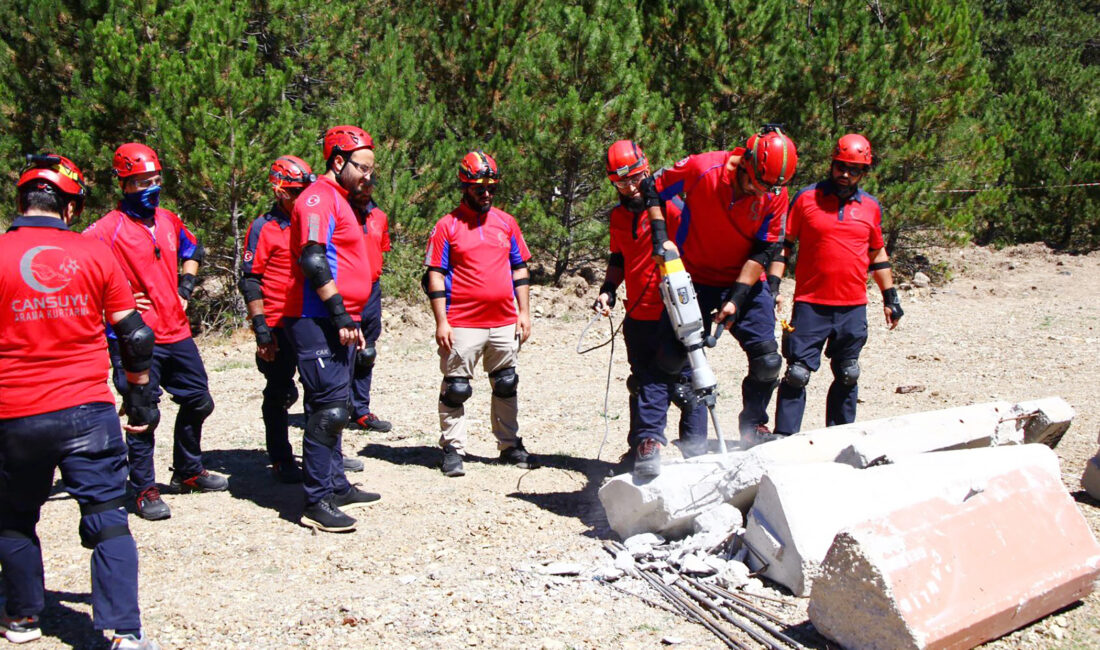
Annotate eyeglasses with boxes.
[833,161,869,176]
[612,174,645,191]
[344,159,375,176]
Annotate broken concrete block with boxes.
[743,444,1063,596]
[599,457,732,539]
[1083,430,1100,500]
[1014,396,1075,448]
[808,466,1100,650]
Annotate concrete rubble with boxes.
[1082,429,1100,501]
[808,465,1100,649]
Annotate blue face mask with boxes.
[121,185,161,218]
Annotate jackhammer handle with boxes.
[706,316,736,347]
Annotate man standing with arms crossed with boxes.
[424,151,537,477]
[0,154,160,649]
[641,126,798,448]
[771,134,902,436]
[285,126,381,532]
[85,143,225,521]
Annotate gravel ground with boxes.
[20,243,1100,649]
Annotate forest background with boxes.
[1,0,1096,329]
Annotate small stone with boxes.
[540,639,566,650]
[538,562,583,576]
[613,551,635,572]
[895,385,926,394]
[624,533,664,555]
[596,567,624,581]
[912,272,930,287]
[680,554,716,575]
[661,636,685,645]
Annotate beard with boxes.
[619,193,645,213]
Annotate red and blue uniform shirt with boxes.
[242,204,293,328]
[656,150,788,287]
[286,175,374,321]
[0,217,136,418]
[424,203,531,328]
[787,180,885,306]
[355,200,392,284]
[609,197,684,322]
[84,205,199,343]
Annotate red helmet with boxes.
[741,127,798,193]
[833,133,873,167]
[323,125,373,160]
[269,155,315,190]
[113,143,162,178]
[458,150,500,184]
[18,154,88,215]
[606,140,649,182]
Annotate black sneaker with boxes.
[633,439,662,479]
[169,469,228,493]
[441,445,465,477]
[498,439,539,469]
[300,498,356,532]
[331,486,381,510]
[272,460,303,484]
[1,613,41,643]
[343,456,364,472]
[134,486,171,521]
[350,413,392,433]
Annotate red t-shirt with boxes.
[242,204,293,327]
[84,206,199,343]
[788,181,885,306]
[286,175,374,320]
[354,200,391,284]
[609,198,683,321]
[424,203,531,328]
[656,150,788,286]
[0,217,136,418]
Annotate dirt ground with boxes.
[23,243,1100,649]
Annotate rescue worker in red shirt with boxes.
[285,126,381,533]
[84,143,226,521]
[0,154,160,649]
[424,151,537,477]
[238,156,315,484]
[593,141,704,478]
[771,134,902,435]
[346,167,392,433]
[641,126,798,448]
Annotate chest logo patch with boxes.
[20,246,78,293]
[305,194,320,207]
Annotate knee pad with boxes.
[440,377,473,408]
[625,374,639,397]
[0,510,40,547]
[305,403,349,446]
[181,395,215,422]
[78,497,131,550]
[284,383,300,411]
[782,362,812,389]
[669,380,699,412]
[354,346,377,377]
[832,358,860,387]
[745,341,782,384]
[489,367,518,398]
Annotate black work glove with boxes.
[251,314,274,346]
[594,281,617,313]
[178,273,197,301]
[125,382,161,430]
[639,175,662,209]
[323,294,356,331]
[883,287,904,323]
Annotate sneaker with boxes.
[111,631,161,649]
[300,498,356,532]
[134,486,171,521]
[1,614,41,644]
[740,424,786,449]
[676,437,709,459]
[498,439,539,469]
[342,456,364,472]
[272,459,303,484]
[169,469,228,493]
[441,445,465,477]
[331,486,381,510]
[350,413,392,433]
[632,439,662,479]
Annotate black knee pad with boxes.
[782,362,812,389]
[489,367,518,398]
[305,403,349,446]
[440,376,472,408]
[745,340,782,384]
[669,380,699,412]
[181,395,215,422]
[832,358,860,387]
[354,346,377,378]
[625,374,639,397]
[78,498,131,550]
[0,510,39,547]
[284,383,300,411]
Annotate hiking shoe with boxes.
[441,445,465,477]
[134,487,171,521]
[300,498,356,532]
[676,437,709,459]
[111,631,162,650]
[342,456,364,472]
[350,413,392,433]
[169,470,228,493]
[632,439,662,479]
[331,486,381,510]
[1,614,41,644]
[272,459,303,484]
[498,439,539,469]
[740,424,785,449]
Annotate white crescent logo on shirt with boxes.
[19,246,78,293]
[305,194,320,207]
[675,157,689,168]
[243,250,254,262]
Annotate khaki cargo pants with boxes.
[438,325,520,453]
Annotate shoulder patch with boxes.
[243,250,254,262]
[305,194,320,207]
[675,157,690,168]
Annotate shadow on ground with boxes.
[202,449,301,524]
[506,451,621,540]
[34,590,100,649]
